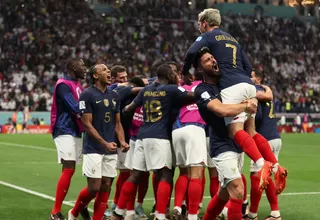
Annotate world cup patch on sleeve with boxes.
[79,101,86,109]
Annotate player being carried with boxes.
[49,58,89,220]
[183,8,287,193]
[67,63,129,220]
[194,47,258,220]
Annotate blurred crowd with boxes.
[0,0,319,113]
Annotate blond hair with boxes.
[198,8,221,27]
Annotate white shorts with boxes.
[124,139,136,170]
[172,125,207,167]
[206,137,216,168]
[132,138,172,171]
[82,154,118,178]
[117,148,128,170]
[54,135,82,164]
[220,83,256,125]
[212,151,243,188]
[250,138,282,172]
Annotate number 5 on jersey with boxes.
[144,100,162,122]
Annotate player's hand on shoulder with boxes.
[118,82,128,86]
[245,98,258,114]
[103,141,117,152]
[120,141,130,152]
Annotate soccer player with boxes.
[183,8,287,192]
[243,70,283,220]
[111,65,128,83]
[108,76,149,219]
[67,63,129,220]
[111,64,193,220]
[49,58,87,220]
[194,47,258,220]
[172,74,207,220]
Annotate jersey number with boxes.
[104,112,110,123]
[268,102,276,119]
[144,100,162,122]
[225,43,237,68]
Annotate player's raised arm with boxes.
[240,47,253,77]
[256,85,273,101]
[56,83,81,116]
[123,88,144,114]
[182,36,209,75]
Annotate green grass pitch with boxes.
[0,133,319,219]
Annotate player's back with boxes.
[202,28,253,89]
[195,82,241,157]
[255,85,280,141]
[137,83,187,140]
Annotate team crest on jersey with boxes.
[112,99,116,107]
[104,99,109,107]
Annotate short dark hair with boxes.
[111,65,126,78]
[88,64,98,84]
[65,58,82,71]
[193,47,211,70]
[165,61,179,71]
[156,64,172,80]
[253,69,264,82]
[129,76,145,87]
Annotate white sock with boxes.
[187,214,198,220]
[256,158,264,170]
[136,202,142,207]
[173,206,182,213]
[271,210,280,217]
[248,212,257,218]
[199,202,203,208]
[272,163,279,173]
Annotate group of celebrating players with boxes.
[49,8,288,220]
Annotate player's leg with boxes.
[50,135,80,219]
[112,139,146,220]
[264,139,282,220]
[93,154,117,220]
[135,171,150,219]
[172,127,189,219]
[144,138,173,220]
[203,151,245,220]
[69,153,104,219]
[185,125,207,220]
[113,149,130,207]
[172,167,188,220]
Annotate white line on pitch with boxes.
[0,142,55,152]
[0,180,93,212]
[0,161,56,165]
[66,191,320,203]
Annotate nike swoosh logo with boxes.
[96,100,102,103]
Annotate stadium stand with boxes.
[0,0,319,113]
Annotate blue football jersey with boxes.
[195,82,242,157]
[133,83,188,139]
[183,28,253,89]
[255,85,280,141]
[80,86,120,155]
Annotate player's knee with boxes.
[227,179,244,200]
[159,167,173,183]
[209,167,218,178]
[100,177,113,192]
[128,170,143,184]
[190,166,204,179]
